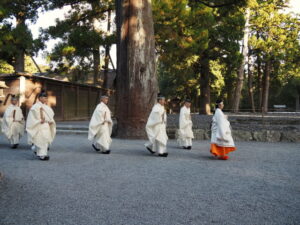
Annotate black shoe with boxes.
[39,156,50,161]
[187,146,192,150]
[92,144,100,152]
[146,146,155,154]
[11,144,18,149]
[158,153,168,157]
[101,150,111,154]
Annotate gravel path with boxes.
[0,135,299,225]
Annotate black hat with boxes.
[157,93,165,100]
[185,99,192,103]
[100,95,109,99]
[38,91,48,98]
[216,99,223,104]
[11,95,18,100]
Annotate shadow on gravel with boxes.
[199,155,218,160]
[110,149,156,158]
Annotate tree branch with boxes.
[193,0,239,8]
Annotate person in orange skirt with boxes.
[210,99,236,160]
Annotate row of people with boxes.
[88,95,236,160]
[1,93,236,160]
[1,93,56,160]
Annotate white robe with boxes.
[88,102,113,152]
[177,106,194,147]
[1,104,25,145]
[26,101,56,157]
[211,108,235,147]
[145,103,168,154]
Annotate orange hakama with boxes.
[210,144,236,157]
[210,108,236,160]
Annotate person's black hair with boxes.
[157,93,165,101]
[215,99,223,109]
[38,90,48,98]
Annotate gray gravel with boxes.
[0,135,300,225]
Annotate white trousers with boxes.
[146,141,167,154]
[178,138,192,147]
[33,143,49,157]
[9,134,20,145]
[94,141,110,152]
[94,128,112,152]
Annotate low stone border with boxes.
[167,128,300,142]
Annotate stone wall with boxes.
[166,113,300,143]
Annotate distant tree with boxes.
[0,0,46,72]
[44,0,114,85]
[249,0,300,112]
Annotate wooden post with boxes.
[61,85,65,120]
[76,86,79,117]
[88,87,91,118]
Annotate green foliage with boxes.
[153,0,245,109]
[247,0,300,109]
[0,0,48,70]
[154,0,300,111]
[0,59,14,73]
[43,0,115,74]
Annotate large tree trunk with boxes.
[261,59,271,113]
[103,10,112,89]
[257,53,263,110]
[199,51,211,115]
[115,0,158,138]
[93,48,100,85]
[13,15,25,72]
[296,93,300,112]
[232,8,250,113]
[91,2,101,85]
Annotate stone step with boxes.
[56,125,88,131]
[56,129,87,135]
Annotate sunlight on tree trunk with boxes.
[199,51,211,115]
[116,0,158,138]
[232,8,250,113]
[104,10,112,89]
[262,60,271,113]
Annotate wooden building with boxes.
[0,73,115,121]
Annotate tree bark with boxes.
[103,10,112,89]
[13,15,25,72]
[257,52,263,110]
[295,93,299,112]
[91,1,101,85]
[247,57,255,112]
[231,8,250,113]
[115,0,158,138]
[93,48,100,85]
[199,50,211,115]
[261,59,271,113]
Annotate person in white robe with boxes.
[26,91,56,161]
[177,99,194,150]
[1,95,25,148]
[210,99,236,160]
[145,95,168,157]
[88,95,113,154]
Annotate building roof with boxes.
[0,81,8,89]
[0,73,114,92]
